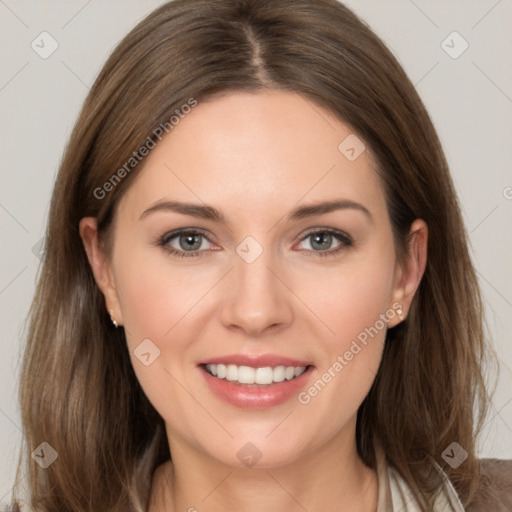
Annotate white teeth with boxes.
[255,367,273,385]
[237,366,255,384]
[226,364,238,381]
[285,366,295,380]
[205,363,307,385]
[216,364,226,378]
[273,365,285,383]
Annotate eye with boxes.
[295,229,353,257]
[158,230,214,258]
[157,227,353,259]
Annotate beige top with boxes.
[375,445,466,511]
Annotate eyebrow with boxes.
[139,199,373,224]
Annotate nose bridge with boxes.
[220,237,293,335]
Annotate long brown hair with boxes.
[10,0,492,510]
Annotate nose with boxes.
[219,248,294,337]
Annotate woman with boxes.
[8,0,511,510]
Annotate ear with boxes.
[79,217,123,326]
[388,219,428,328]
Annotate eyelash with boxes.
[156,228,353,259]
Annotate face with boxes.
[81,90,424,469]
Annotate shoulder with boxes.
[466,458,512,512]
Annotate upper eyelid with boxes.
[161,227,211,240]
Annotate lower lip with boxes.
[199,365,314,409]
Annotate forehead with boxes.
[118,90,387,223]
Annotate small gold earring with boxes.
[110,310,119,328]
[397,307,403,320]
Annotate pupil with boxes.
[312,232,331,250]
[181,234,201,251]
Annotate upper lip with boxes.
[199,354,313,368]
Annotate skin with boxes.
[80,90,427,512]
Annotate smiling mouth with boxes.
[202,363,310,386]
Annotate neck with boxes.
[149,425,378,512]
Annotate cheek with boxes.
[111,247,210,416]
[113,245,211,345]
[295,246,396,414]
[308,249,396,350]
[335,267,393,337]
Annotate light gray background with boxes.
[1,0,511,505]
